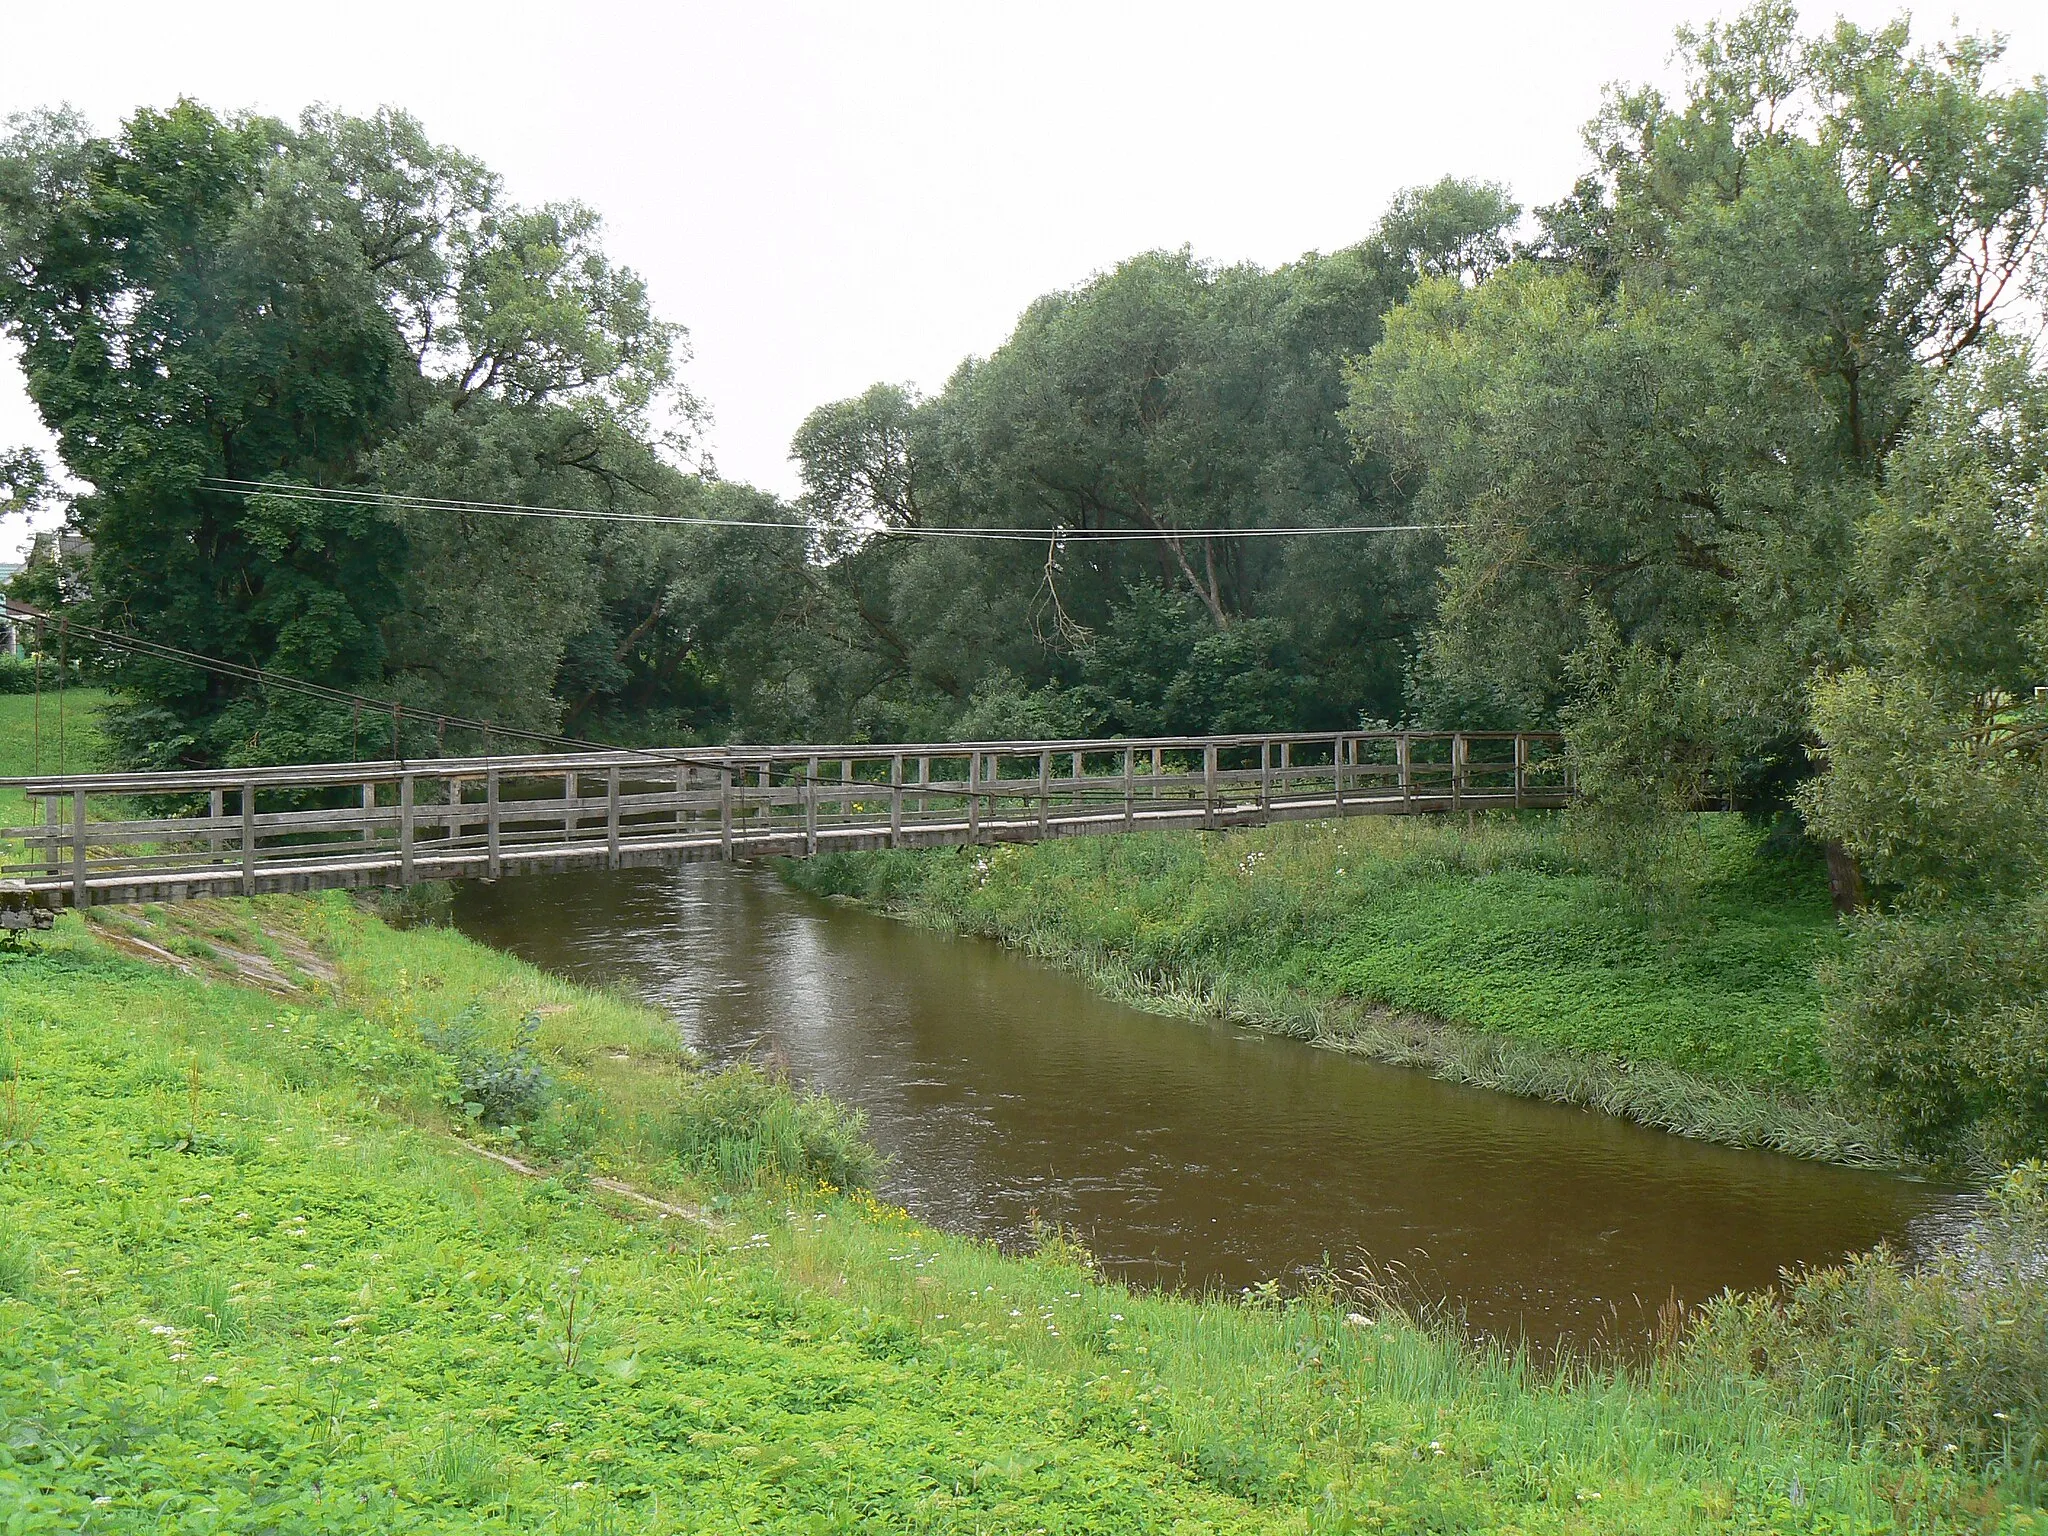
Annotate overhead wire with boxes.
[200,477,1455,542]
[0,600,1143,804]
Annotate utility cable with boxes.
[200,477,1454,542]
[0,599,1147,805]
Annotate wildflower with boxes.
[301,1263,317,1271]
[150,1325,177,1337]
[93,1497,112,1507]
[201,1375,219,1385]
[62,1268,81,1278]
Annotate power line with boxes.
[0,598,733,777]
[0,600,1140,804]
[200,478,1453,542]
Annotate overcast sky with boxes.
[5,0,2047,559]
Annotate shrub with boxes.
[1687,1162,2048,1480]
[419,1006,553,1128]
[667,1061,879,1192]
[1825,892,2048,1163]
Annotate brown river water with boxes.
[453,862,1969,1347]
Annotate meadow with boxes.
[5,895,2041,1531]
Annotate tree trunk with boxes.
[1824,840,1864,915]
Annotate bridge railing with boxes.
[0,730,1569,908]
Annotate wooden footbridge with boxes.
[2,730,1568,910]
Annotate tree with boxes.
[0,102,698,763]
[1346,3,2048,812]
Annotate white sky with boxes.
[4,0,2047,559]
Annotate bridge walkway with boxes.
[2,730,1567,909]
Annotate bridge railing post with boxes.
[1122,746,1134,831]
[890,754,903,847]
[209,788,224,861]
[805,755,819,854]
[72,788,88,909]
[486,767,501,879]
[1399,734,1412,809]
[43,793,58,878]
[967,751,981,842]
[399,774,415,886]
[606,766,622,867]
[1038,749,1050,838]
[1259,739,1270,814]
[1203,743,1217,829]
[1334,736,1346,817]
[1452,735,1466,812]
[721,761,734,857]
[1514,734,1527,810]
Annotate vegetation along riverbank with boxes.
[782,813,1903,1167]
[2,894,2044,1530]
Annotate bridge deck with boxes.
[2,730,1567,909]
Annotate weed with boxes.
[420,1005,553,1127]
[418,1423,509,1508]
[667,1060,879,1192]
[0,1233,37,1298]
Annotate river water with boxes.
[454,862,1968,1345]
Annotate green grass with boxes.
[782,815,1888,1161]
[5,896,2037,1531]
[0,688,110,856]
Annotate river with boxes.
[454,862,1968,1345]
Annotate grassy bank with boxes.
[782,814,1893,1164]
[5,895,2040,1530]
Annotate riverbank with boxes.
[782,813,1897,1166]
[6,895,2038,1530]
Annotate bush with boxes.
[1826,892,2048,1164]
[667,1061,879,1192]
[419,1006,553,1128]
[0,655,89,694]
[1688,1163,2048,1482]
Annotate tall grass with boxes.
[664,1060,880,1192]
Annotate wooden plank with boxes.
[71,789,88,909]
[399,775,415,885]
[487,767,501,879]
[890,754,903,848]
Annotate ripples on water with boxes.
[454,863,1970,1346]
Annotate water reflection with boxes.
[455,863,1967,1343]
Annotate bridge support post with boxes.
[1038,750,1050,839]
[43,793,58,878]
[209,788,224,861]
[1259,741,1270,814]
[72,788,88,909]
[1399,734,1411,809]
[1203,744,1217,830]
[486,767,501,879]
[721,763,734,857]
[1122,747,1134,831]
[967,752,980,842]
[1515,734,1527,810]
[1334,737,1346,818]
[1452,735,1465,813]
[399,774,414,886]
[889,755,903,847]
